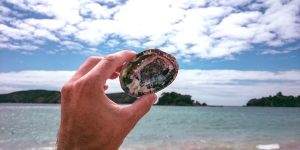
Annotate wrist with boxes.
[57,125,121,150]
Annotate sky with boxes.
[0,0,300,106]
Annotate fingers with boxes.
[127,94,157,121]
[104,85,109,91]
[85,50,136,87]
[109,72,120,80]
[69,56,102,82]
[108,65,124,79]
[115,65,123,73]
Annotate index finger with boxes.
[84,50,136,87]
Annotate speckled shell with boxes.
[119,49,179,97]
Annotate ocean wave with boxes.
[26,147,55,150]
[256,144,280,150]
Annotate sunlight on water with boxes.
[256,144,280,150]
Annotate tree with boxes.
[156,92,206,106]
[246,92,300,107]
[276,92,283,97]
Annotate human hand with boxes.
[57,50,157,150]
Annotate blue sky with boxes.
[0,0,300,105]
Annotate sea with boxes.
[0,104,300,150]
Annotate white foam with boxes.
[26,147,55,150]
[256,144,280,150]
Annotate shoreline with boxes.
[1,103,300,108]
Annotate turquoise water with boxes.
[0,104,300,150]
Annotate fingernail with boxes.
[149,94,157,104]
[129,50,136,53]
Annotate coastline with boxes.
[1,103,300,108]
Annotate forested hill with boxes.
[0,90,136,104]
[156,92,207,106]
[0,90,208,106]
[246,92,300,107]
[0,90,61,103]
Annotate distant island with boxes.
[0,90,206,106]
[0,90,61,103]
[157,92,207,106]
[3,90,299,107]
[247,92,300,107]
[0,90,136,104]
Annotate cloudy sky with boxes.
[1,0,300,105]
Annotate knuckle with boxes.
[60,83,74,102]
[102,55,117,64]
[86,56,102,64]
[74,78,90,89]
[61,83,73,94]
[122,50,133,54]
[73,78,101,93]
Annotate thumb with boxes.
[129,94,157,121]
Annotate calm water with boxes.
[0,104,300,150]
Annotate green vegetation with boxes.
[0,90,61,103]
[0,90,136,104]
[246,92,300,107]
[156,92,207,106]
[0,90,207,106]
[107,92,136,104]
[4,90,298,107]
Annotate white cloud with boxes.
[125,40,142,48]
[0,5,10,14]
[33,29,60,41]
[214,0,250,7]
[0,43,38,51]
[1,69,299,106]
[60,41,84,50]
[0,86,24,94]
[211,11,261,40]
[59,25,78,36]
[106,39,120,47]
[0,0,300,58]
[261,45,300,55]
[0,70,74,87]
[24,19,66,31]
[163,69,300,105]
[0,24,32,41]
[261,49,289,55]
[80,2,120,19]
